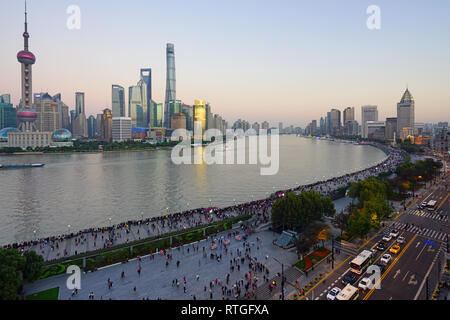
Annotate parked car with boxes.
[342,272,358,285]
[389,230,399,238]
[390,245,401,254]
[326,287,341,300]
[380,254,392,264]
[396,236,405,244]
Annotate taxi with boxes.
[390,245,401,254]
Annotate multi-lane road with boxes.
[301,172,449,300]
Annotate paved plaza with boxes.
[24,229,298,300]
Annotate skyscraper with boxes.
[112,85,125,118]
[164,43,176,128]
[87,115,96,138]
[16,2,37,132]
[73,92,87,138]
[75,92,85,116]
[101,108,112,142]
[0,97,16,130]
[329,109,341,135]
[193,99,206,137]
[361,105,378,138]
[397,88,415,139]
[140,68,152,126]
[34,93,60,132]
[128,85,143,127]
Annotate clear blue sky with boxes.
[1,0,449,126]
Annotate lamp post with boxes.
[68,224,71,234]
[108,218,112,228]
[273,257,285,300]
[33,230,37,242]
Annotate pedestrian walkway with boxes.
[388,221,448,242]
[407,210,448,222]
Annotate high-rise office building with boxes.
[166,100,181,129]
[329,109,341,135]
[397,88,415,139]
[150,100,163,128]
[385,117,398,141]
[366,121,385,141]
[0,97,16,130]
[34,93,60,132]
[140,68,152,126]
[361,105,378,138]
[87,115,96,138]
[164,43,176,128]
[343,107,355,123]
[181,104,193,132]
[171,113,186,130]
[73,92,87,138]
[128,85,143,127]
[70,110,76,132]
[193,100,206,137]
[75,92,85,116]
[112,85,125,118]
[101,108,112,142]
[112,117,132,142]
[96,113,103,137]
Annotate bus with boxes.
[336,284,360,300]
[427,200,437,211]
[350,250,373,275]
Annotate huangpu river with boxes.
[0,135,387,244]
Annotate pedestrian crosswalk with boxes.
[407,210,448,222]
[389,221,448,242]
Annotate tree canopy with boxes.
[271,190,335,231]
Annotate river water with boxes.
[0,135,387,244]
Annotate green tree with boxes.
[0,249,26,300]
[22,251,44,283]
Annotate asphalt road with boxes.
[301,172,449,300]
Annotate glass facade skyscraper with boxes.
[128,85,142,127]
[150,100,163,128]
[112,85,125,118]
[164,43,176,128]
[140,68,152,127]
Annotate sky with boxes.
[0,0,449,127]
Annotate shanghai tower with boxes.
[16,1,38,132]
[164,43,176,128]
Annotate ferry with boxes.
[0,163,45,170]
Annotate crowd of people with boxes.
[3,142,405,263]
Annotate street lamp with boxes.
[272,257,285,300]
[68,224,71,234]
[33,230,37,241]
[108,218,112,228]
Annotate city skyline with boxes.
[0,1,449,127]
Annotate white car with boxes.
[396,236,405,244]
[389,230,399,238]
[382,234,392,242]
[380,254,392,264]
[326,287,341,300]
[358,277,372,290]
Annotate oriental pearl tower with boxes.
[16,1,37,132]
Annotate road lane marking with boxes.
[363,234,418,300]
[415,244,427,262]
[402,270,410,282]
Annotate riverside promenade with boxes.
[4,143,405,264]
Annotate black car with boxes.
[376,242,385,251]
[342,272,358,285]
